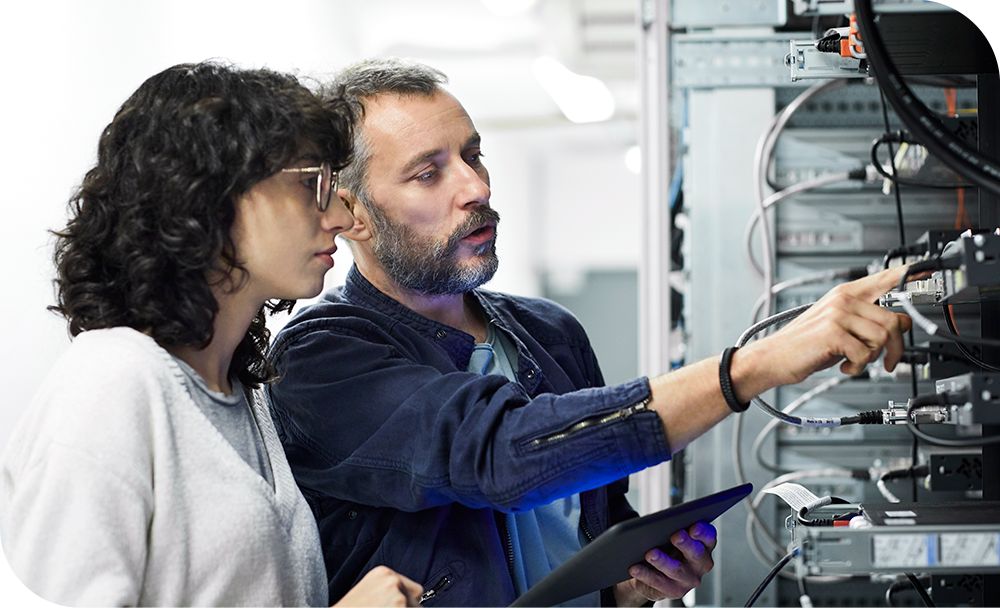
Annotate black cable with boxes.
[886,575,934,607]
[842,409,886,425]
[906,573,936,607]
[882,243,928,269]
[744,549,798,607]
[855,0,1000,197]
[880,93,907,247]
[894,381,993,452]
[897,258,944,288]
[903,345,983,363]
[880,464,929,484]
[870,136,972,189]
[816,31,841,53]
[942,308,1000,372]
[905,75,977,88]
[886,579,905,606]
[934,327,1000,349]
[910,391,961,408]
[906,396,1000,447]
[896,262,1000,349]
[879,90,923,501]
[797,503,860,527]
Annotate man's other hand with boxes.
[332,566,423,607]
[613,521,717,606]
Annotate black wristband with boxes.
[719,346,750,413]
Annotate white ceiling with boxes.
[335,0,639,126]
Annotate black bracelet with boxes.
[719,346,750,413]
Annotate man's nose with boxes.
[455,163,490,207]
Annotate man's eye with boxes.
[415,169,437,183]
[467,151,484,164]
[301,175,319,189]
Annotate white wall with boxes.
[0,0,351,453]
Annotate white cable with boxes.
[752,123,777,319]
[751,79,850,278]
[737,303,812,349]
[749,267,842,325]
[737,304,853,427]
[734,412,787,562]
[876,476,901,503]
[745,171,857,323]
[750,376,850,473]
[750,79,849,322]
[746,171,856,267]
[896,291,939,336]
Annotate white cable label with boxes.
[761,483,822,512]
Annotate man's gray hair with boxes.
[324,58,449,208]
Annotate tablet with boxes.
[509,482,752,607]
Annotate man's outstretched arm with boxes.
[648,265,911,455]
[607,265,910,606]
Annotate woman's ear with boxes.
[337,188,372,242]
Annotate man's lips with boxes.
[461,223,496,245]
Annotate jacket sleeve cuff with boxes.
[611,377,672,471]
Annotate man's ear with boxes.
[338,188,372,243]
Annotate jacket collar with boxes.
[342,265,485,364]
[340,265,545,392]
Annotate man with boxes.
[267,58,911,607]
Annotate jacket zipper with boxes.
[496,514,516,580]
[418,574,453,605]
[527,397,651,448]
[581,517,595,543]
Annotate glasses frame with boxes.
[281,161,337,212]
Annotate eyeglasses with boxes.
[281,161,337,212]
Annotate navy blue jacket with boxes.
[267,266,671,607]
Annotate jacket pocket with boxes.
[418,562,462,606]
[518,398,651,451]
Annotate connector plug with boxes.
[865,401,952,425]
[879,402,909,425]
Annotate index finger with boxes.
[839,265,909,302]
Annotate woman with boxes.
[0,62,421,607]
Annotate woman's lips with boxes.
[315,246,337,267]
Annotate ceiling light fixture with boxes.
[531,56,615,124]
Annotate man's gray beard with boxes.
[368,203,500,296]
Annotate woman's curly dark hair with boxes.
[51,61,354,387]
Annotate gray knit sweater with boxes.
[0,327,327,606]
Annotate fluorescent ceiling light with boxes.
[532,56,615,124]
